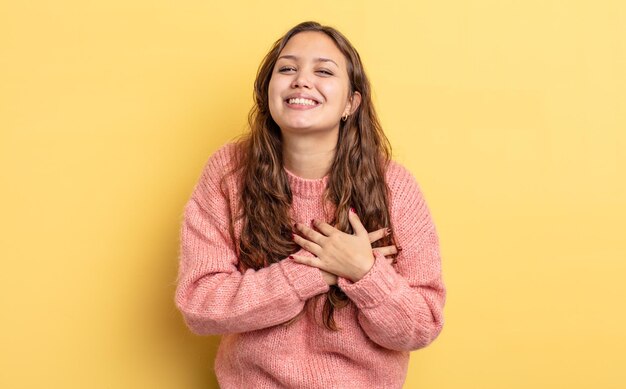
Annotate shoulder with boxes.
[384,159,424,202]
[383,159,436,224]
[197,142,242,184]
[193,142,241,202]
[202,142,241,175]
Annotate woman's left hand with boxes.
[291,209,376,283]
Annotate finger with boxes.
[311,219,338,237]
[368,227,391,243]
[290,254,326,271]
[372,245,398,256]
[292,233,322,256]
[348,207,368,237]
[294,222,327,246]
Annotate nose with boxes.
[291,70,312,89]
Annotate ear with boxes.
[344,91,362,116]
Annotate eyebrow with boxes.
[277,55,339,67]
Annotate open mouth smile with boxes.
[284,97,321,110]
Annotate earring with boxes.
[341,113,349,122]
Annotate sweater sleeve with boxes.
[337,163,446,351]
[174,146,329,335]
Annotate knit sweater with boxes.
[175,142,446,389]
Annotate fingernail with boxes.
[397,245,403,252]
[385,228,392,236]
[289,255,294,259]
[350,207,356,213]
[291,233,295,240]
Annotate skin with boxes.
[293,212,399,284]
[268,31,360,179]
[267,31,397,284]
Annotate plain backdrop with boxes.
[1,1,625,388]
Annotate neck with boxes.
[282,130,338,179]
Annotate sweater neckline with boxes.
[283,167,329,197]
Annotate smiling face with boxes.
[268,31,360,137]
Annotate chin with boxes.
[278,119,315,131]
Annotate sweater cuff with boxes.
[337,251,398,309]
[279,251,329,301]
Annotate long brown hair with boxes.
[230,21,396,330]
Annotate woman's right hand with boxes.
[319,227,397,285]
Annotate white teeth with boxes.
[288,98,317,106]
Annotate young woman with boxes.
[175,21,446,388]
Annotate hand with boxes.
[370,228,399,258]
[320,270,338,286]
[291,209,394,282]
[314,228,396,286]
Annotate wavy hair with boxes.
[229,21,397,330]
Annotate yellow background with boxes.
[1,0,624,388]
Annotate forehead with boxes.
[278,31,346,68]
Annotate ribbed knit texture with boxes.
[175,142,446,389]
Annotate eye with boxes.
[278,66,296,73]
[317,69,333,76]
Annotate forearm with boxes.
[176,254,328,335]
[175,195,329,335]
[338,251,446,351]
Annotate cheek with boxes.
[268,75,289,96]
[320,82,349,108]
[267,77,284,120]
[267,79,279,103]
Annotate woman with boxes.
[175,21,446,388]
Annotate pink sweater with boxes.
[175,143,446,389]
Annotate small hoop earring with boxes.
[341,113,349,122]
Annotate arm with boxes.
[174,149,329,335]
[337,165,446,351]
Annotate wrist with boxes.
[350,251,375,282]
